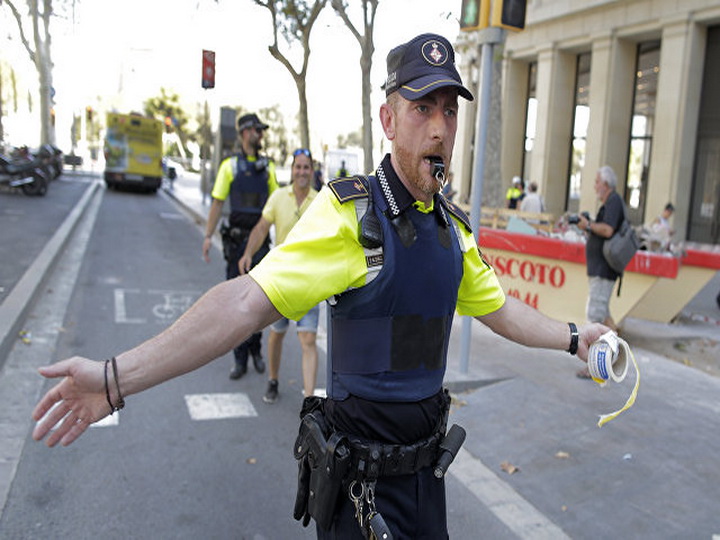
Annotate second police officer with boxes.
[202,113,279,380]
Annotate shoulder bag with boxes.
[602,211,640,274]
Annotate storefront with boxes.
[478,227,720,324]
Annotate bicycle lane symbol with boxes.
[150,289,198,322]
[114,288,201,324]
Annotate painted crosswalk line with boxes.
[184,392,258,420]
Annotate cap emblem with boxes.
[423,40,448,66]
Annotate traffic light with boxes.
[491,0,527,31]
[202,49,216,89]
[459,0,489,32]
[86,106,93,123]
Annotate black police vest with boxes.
[328,175,464,402]
[228,153,269,229]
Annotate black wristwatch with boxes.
[567,322,579,355]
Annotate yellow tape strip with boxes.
[596,338,640,427]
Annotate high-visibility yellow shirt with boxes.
[250,188,505,321]
[505,186,522,201]
[211,154,279,201]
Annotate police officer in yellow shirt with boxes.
[32,33,609,539]
[202,112,279,380]
[238,148,320,404]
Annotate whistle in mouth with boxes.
[430,158,445,185]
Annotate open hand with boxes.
[32,357,111,447]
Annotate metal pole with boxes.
[459,27,504,374]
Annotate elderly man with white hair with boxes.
[576,165,626,378]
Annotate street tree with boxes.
[144,88,191,158]
[254,0,327,151]
[330,0,378,174]
[4,0,60,145]
[336,126,362,149]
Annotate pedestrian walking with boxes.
[238,148,320,403]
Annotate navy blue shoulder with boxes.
[328,175,370,203]
[439,197,472,233]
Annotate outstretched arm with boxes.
[477,296,608,361]
[32,275,281,447]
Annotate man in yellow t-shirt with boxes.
[32,33,610,539]
[239,148,319,404]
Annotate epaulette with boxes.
[328,176,369,203]
[440,197,472,233]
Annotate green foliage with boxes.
[336,127,362,149]
[143,88,191,156]
[195,101,213,160]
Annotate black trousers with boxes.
[316,467,449,539]
[224,236,269,367]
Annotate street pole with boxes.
[459,27,505,374]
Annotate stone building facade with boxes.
[453,0,720,244]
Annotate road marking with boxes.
[114,288,200,324]
[184,393,258,420]
[114,288,146,324]
[450,447,570,540]
[159,212,185,220]
[91,415,119,427]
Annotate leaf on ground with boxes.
[555,451,570,459]
[500,461,519,474]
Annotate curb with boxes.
[0,181,100,368]
[160,185,212,229]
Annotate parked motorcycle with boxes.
[36,144,63,179]
[0,153,49,196]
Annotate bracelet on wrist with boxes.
[104,357,125,414]
[567,322,579,356]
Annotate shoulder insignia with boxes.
[328,176,369,203]
[441,198,472,233]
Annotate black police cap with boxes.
[237,113,269,132]
[384,33,473,101]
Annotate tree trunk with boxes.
[360,44,373,173]
[0,64,5,143]
[33,0,55,145]
[36,54,55,145]
[296,76,310,150]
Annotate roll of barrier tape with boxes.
[586,331,640,427]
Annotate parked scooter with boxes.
[35,144,63,180]
[0,151,49,196]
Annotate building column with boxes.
[452,39,479,206]
[648,19,706,239]
[530,46,576,215]
[500,56,529,195]
[582,34,635,213]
